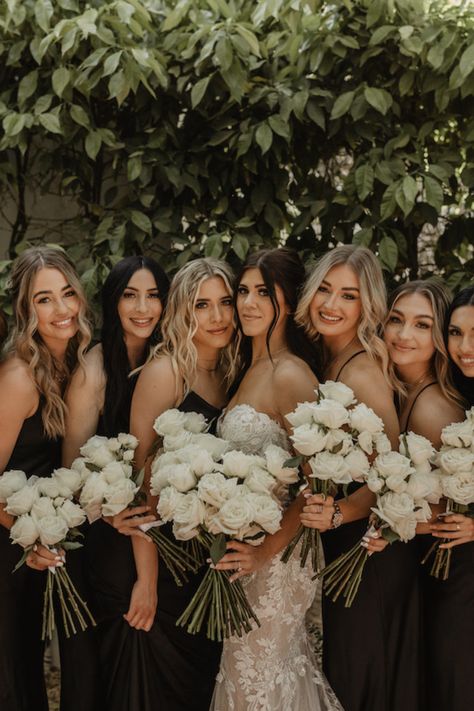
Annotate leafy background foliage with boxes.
[0,0,473,314]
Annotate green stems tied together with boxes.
[146,527,201,587]
[421,500,465,580]
[315,541,369,608]
[281,478,328,575]
[42,566,96,641]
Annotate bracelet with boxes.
[330,502,344,529]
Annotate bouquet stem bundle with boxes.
[145,526,201,586]
[176,533,260,641]
[315,532,373,607]
[281,478,328,574]
[42,565,96,640]
[421,502,468,580]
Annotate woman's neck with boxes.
[250,331,288,364]
[397,362,435,388]
[195,342,220,372]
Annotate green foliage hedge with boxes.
[0,0,473,309]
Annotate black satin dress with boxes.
[0,404,60,711]
[320,353,423,711]
[86,391,223,711]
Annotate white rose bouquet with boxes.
[422,408,474,579]
[150,410,297,641]
[76,431,197,587]
[281,381,389,573]
[0,468,95,640]
[318,432,437,606]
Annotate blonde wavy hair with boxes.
[386,280,462,406]
[150,258,238,396]
[5,247,91,438]
[296,244,393,386]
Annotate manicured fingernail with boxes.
[206,558,212,563]
[362,536,369,542]
[360,541,368,548]
[56,561,64,567]
[209,563,215,569]
[55,556,62,561]
[303,493,311,499]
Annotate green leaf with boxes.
[108,71,130,105]
[268,115,289,139]
[34,95,53,115]
[3,113,26,137]
[231,233,249,260]
[215,37,233,71]
[85,130,102,160]
[330,90,355,119]
[234,24,260,56]
[38,112,62,134]
[131,210,152,234]
[127,155,142,181]
[52,67,71,98]
[283,456,303,468]
[204,234,223,258]
[102,51,123,77]
[355,164,374,200]
[70,104,90,128]
[353,227,373,247]
[191,76,211,108]
[209,532,227,564]
[306,100,325,130]
[161,0,190,31]
[399,70,414,96]
[460,44,474,79]
[378,235,398,272]
[35,0,54,33]
[364,87,392,115]
[380,182,397,221]
[255,123,273,154]
[369,26,394,46]
[424,176,443,212]
[18,71,38,107]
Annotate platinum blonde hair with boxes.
[5,247,92,438]
[296,244,393,385]
[386,280,462,406]
[150,258,237,395]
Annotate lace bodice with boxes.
[218,404,290,455]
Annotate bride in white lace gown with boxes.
[210,249,343,711]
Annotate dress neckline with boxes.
[180,390,222,415]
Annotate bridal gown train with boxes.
[211,404,343,711]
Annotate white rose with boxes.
[437,449,474,476]
[167,463,197,493]
[212,495,254,537]
[156,487,186,523]
[406,471,443,504]
[391,514,418,542]
[31,496,57,521]
[183,412,208,434]
[52,467,82,495]
[173,491,205,538]
[442,472,474,505]
[245,467,276,495]
[190,433,229,459]
[250,493,282,534]
[5,482,39,516]
[286,401,318,428]
[326,429,353,456]
[58,500,86,528]
[102,461,129,485]
[102,479,138,517]
[80,435,116,467]
[107,438,121,452]
[350,403,384,434]
[54,497,65,507]
[197,472,238,508]
[37,514,69,546]
[309,451,352,484]
[373,452,414,481]
[0,470,27,502]
[37,477,63,499]
[151,450,180,475]
[70,458,91,484]
[178,445,215,477]
[10,514,39,548]
[372,492,417,541]
[318,381,356,407]
[291,423,328,456]
[401,432,435,466]
[79,473,108,522]
[311,399,350,430]
[357,431,374,455]
[150,465,174,495]
[163,431,194,451]
[367,469,384,493]
[414,498,432,522]
[122,450,135,462]
[153,409,187,436]
[344,448,370,482]
[440,419,473,448]
[374,433,392,455]
[264,445,299,485]
[117,432,139,449]
[222,450,265,479]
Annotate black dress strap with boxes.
[404,382,437,432]
[335,350,366,382]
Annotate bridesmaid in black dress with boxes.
[63,256,169,710]
[297,246,423,711]
[0,247,91,711]
[427,286,474,711]
[109,257,237,711]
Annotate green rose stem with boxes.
[316,534,374,608]
[58,567,96,630]
[146,527,200,586]
[281,477,328,574]
[41,565,97,641]
[421,501,467,580]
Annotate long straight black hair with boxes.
[101,256,169,435]
[444,285,474,408]
[234,248,320,383]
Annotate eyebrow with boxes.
[239,283,266,288]
[33,284,73,298]
[321,279,359,292]
[391,307,434,320]
[124,286,159,291]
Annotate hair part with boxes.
[5,246,92,438]
[387,279,462,407]
[296,244,392,386]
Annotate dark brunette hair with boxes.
[101,256,169,435]
[444,285,474,407]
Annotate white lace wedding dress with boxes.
[210,404,343,711]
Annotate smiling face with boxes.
[236,267,288,339]
[309,264,361,340]
[192,276,234,350]
[32,267,80,348]
[384,292,436,369]
[448,305,474,377]
[117,268,163,345]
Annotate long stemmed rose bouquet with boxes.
[318,431,439,606]
[76,432,197,586]
[281,381,390,574]
[0,467,95,640]
[150,409,299,641]
[422,407,474,579]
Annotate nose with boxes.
[55,296,71,316]
[135,294,148,313]
[242,291,256,308]
[459,333,474,352]
[323,291,338,310]
[210,303,224,323]
[396,322,412,340]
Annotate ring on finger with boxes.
[238,566,243,572]
[457,524,461,531]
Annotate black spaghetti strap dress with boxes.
[320,353,423,711]
[86,391,223,711]
[0,403,60,711]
